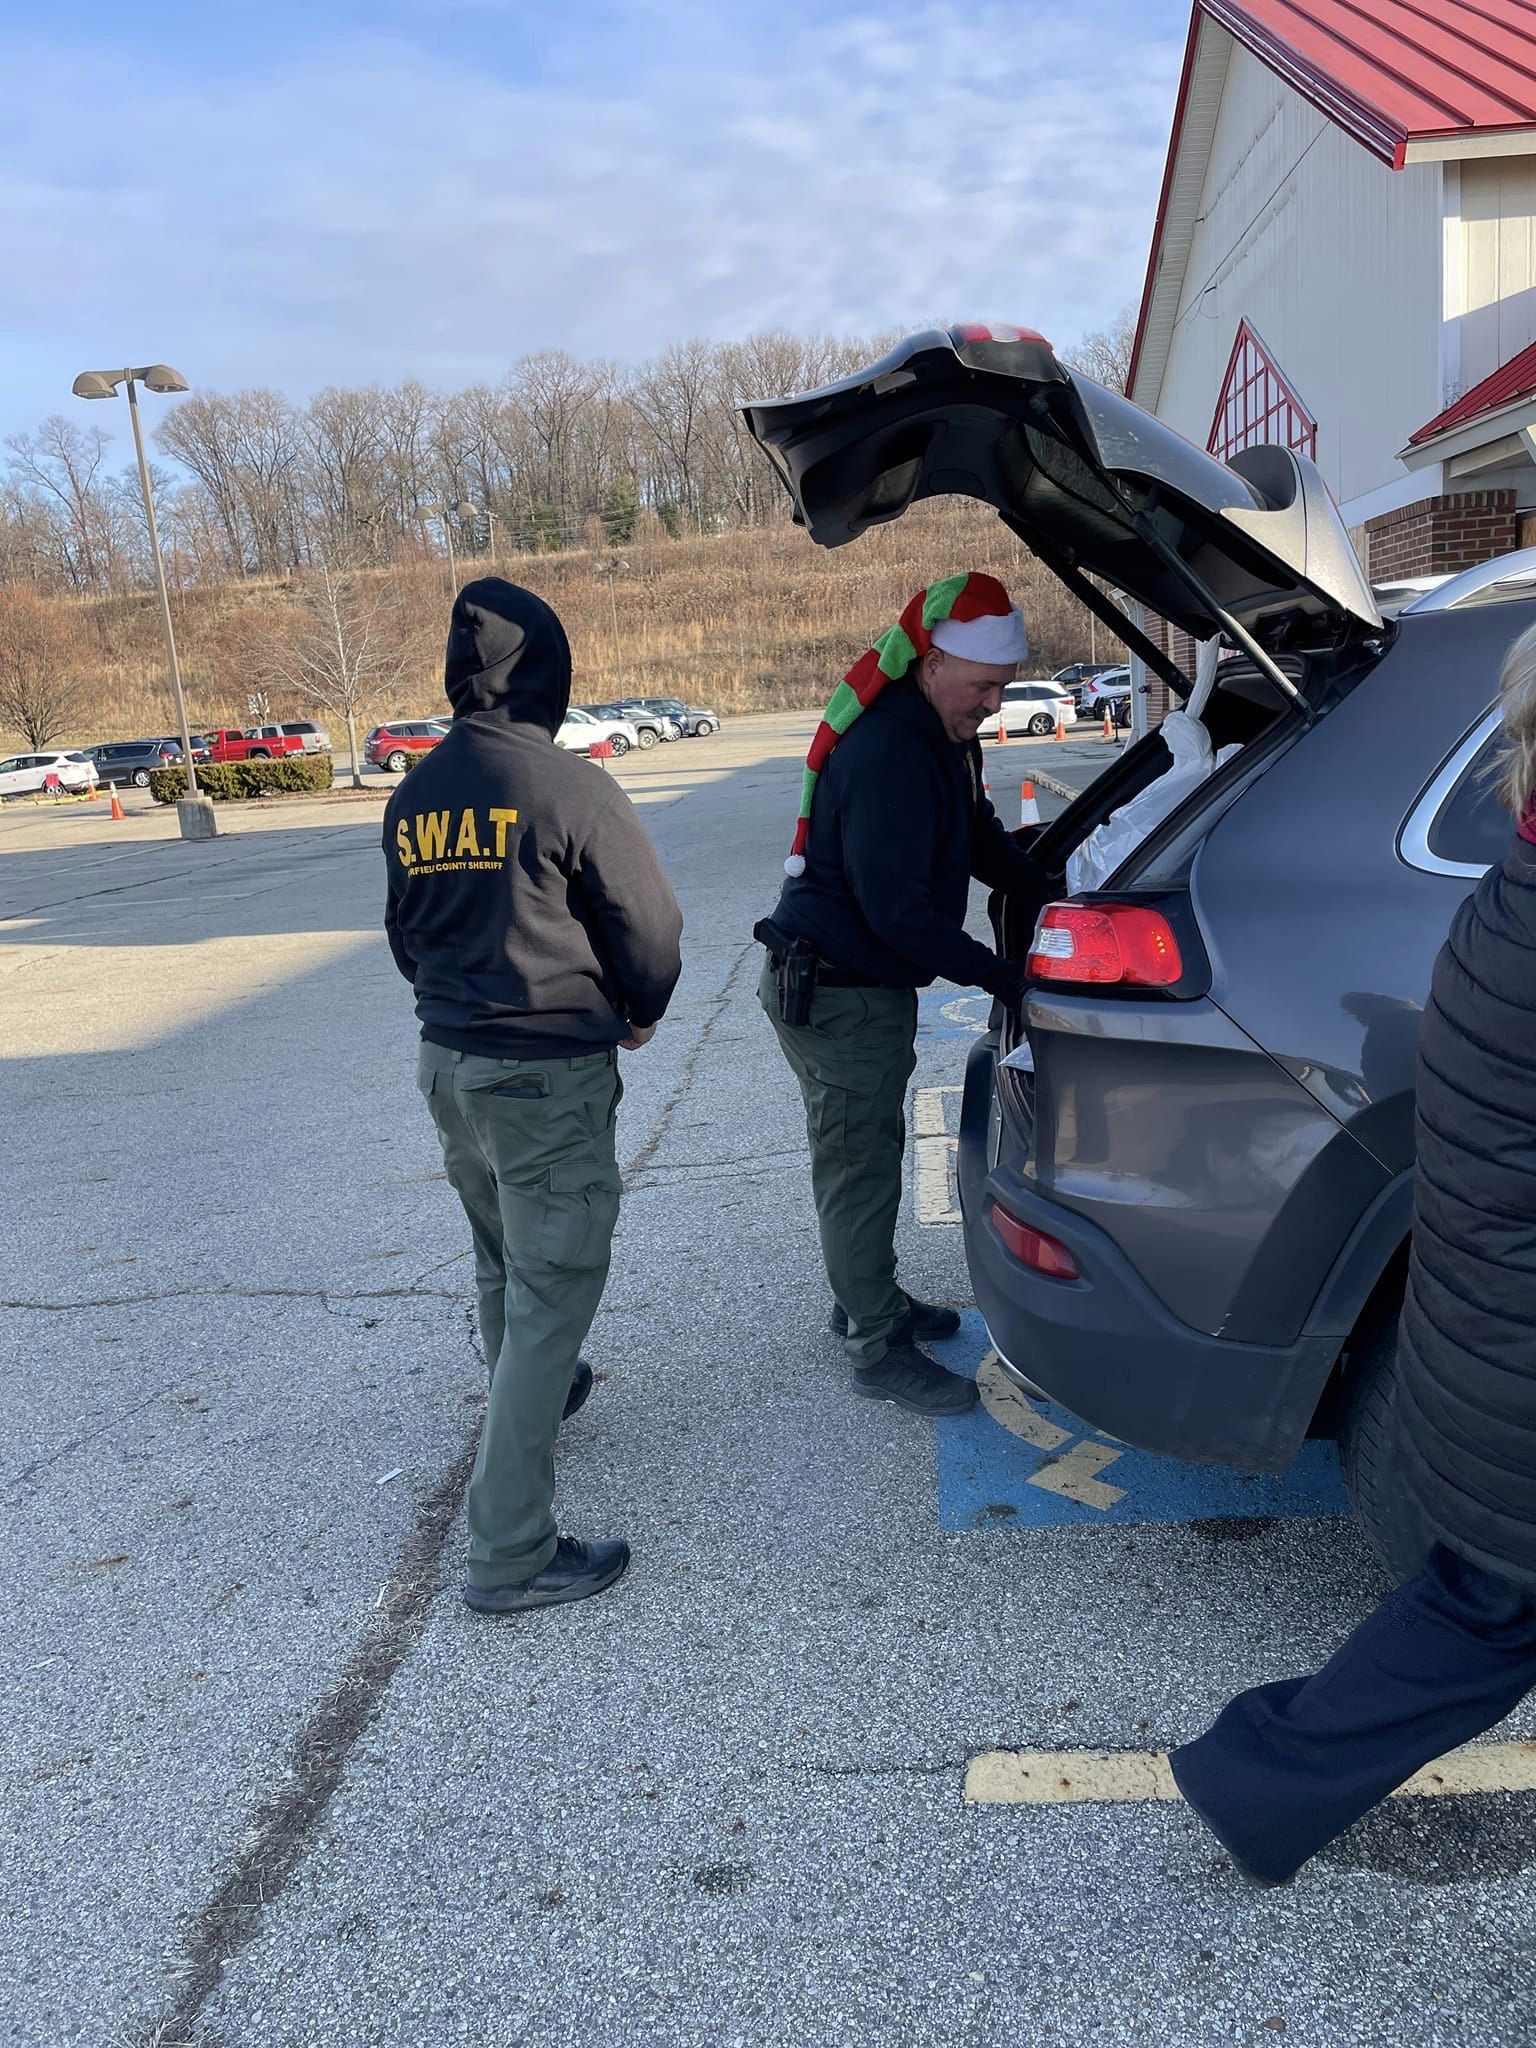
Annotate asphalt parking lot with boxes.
[4,714,1534,2048]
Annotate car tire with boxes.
[637,726,658,749]
[249,749,271,759]
[609,735,631,756]
[385,750,409,773]
[132,768,152,787]
[1338,1294,1430,1582]
[1027,713,1054,736]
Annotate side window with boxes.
[1427,735,1509,867]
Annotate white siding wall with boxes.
[1457,159,1536,394]
[1151,40,1442,508]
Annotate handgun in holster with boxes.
[753,916,817,1028]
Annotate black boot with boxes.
[853,1341,978,1416]
[463,1535,630,1615]
[563,1359,594,1421]
[830,1295,962,1342]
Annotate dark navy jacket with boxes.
[768,676,1044,998]
[1395,829,1536,1586]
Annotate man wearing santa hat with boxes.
[756,573,1047,1416]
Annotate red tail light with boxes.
[950,321,1049,346]
[990,1202,1080,1280]
[1026,903,1183,988]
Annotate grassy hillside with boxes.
[22,499,1123,748]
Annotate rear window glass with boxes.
[1427,737,1509,867]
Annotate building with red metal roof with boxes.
[1130,0,1536,605]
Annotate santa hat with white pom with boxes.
[783,571,1027,877]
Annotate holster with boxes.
[753,917,818,1028]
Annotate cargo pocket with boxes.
[537,1160,621,1270]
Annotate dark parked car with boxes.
[585,702,670,749]
[744,322,1526,1574]
[87,737,186,787]
[1049,661,1120,693]
[626,695,720,737]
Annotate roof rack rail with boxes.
[1401,548,1536,614]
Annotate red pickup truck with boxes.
[204,725,308,763]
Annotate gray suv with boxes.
[745,324,1529,1573]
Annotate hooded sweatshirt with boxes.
[383,578,683,1059]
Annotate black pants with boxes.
[1171,1544,1536,1883]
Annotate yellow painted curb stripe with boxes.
[964,1741,1536,1807]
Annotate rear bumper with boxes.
[957,1034,1337,1474]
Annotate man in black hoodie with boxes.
[384,579,682,1615]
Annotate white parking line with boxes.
[964,1741,1536,1807]
[912,1085,963,1226]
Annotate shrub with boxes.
[149,754,335,803]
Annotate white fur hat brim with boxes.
[930,605,1028,666]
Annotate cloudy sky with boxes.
[2,0,1189,443]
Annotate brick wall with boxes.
[1364,489,1517,582]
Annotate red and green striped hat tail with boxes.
[782,572,1012,877]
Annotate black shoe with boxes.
[853,1342,979,1416]
[1168,1748,1292,1888]
[830,1295,962,1342]
[463,1536,630,1614]
[562,1360,594,1421]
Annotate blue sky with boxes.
[2,0,1189,446]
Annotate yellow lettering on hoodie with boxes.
[395,819,415,868]
[415,811,450,862]
[488,807,519,857]
[454,809,483,859]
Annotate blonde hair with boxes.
[1499,618,1536,817]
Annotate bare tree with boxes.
[5,418,118,591]
[0,585,84,749]
[1062,304,1139,395]
[254,566,407,788]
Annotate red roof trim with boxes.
[1131,0,1536,402]
[1201,0,1405,162]
[1409,335,1536,444]
[1126,9,1204,401]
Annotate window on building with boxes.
[1207,320,1318,463]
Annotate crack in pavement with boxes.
[621,940,757,1192]
[134,1429,480,2047]
[5,1282,467,1497]
[0,1283,465,1315]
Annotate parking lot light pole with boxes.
[421,500,483,591]
[73,363,215,840]
[597,554,628,693]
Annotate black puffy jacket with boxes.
[1395,829,1536,1586]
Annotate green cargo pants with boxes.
[758,956,918,1367]
[417,1040,622,1587]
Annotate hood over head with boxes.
[444,578,571,732]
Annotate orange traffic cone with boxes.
[994,716,1008,744]
[108,782,125,822]
[1054,714,1066,742]
[1019,779,1039,828]
[1102,707,1115,741]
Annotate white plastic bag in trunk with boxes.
[1065,642,1238,896]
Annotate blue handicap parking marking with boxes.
[917,988,991,1042]
[930,1311,1350,1532]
